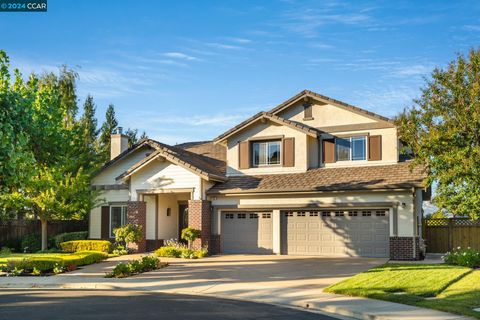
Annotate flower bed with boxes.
[105,255,166,278]
[154,239,208,259]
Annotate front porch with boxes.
[127,189,213,252]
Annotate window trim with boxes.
[335,136,367,162]
[109,205,127,238]
[251,139,282,167]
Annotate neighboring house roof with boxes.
[96,139,227,183]
[207,162,425,195]
[269,89,395,125]
[213,111,321,144]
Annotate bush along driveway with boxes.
[325,263,480,318]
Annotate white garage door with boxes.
[221,211,273,254]
[282,209,389,257]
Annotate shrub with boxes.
[155,246,182,258]
[443,247,480,268]
[105,255,161,278]
[53,231,88,248]
[113,224,143,250]
[0,247,12,256]
[112,245,128,256]
[181,227,201,249]
[1,239,21,252]
[60,240,112,253]
[154,246,208,259]
[61,251,108,266]
[21,234,41,253]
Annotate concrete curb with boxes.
[0,281,470,320]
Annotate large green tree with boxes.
[397,48,480,219]
[77,94,99,170]
[98,104,118,162]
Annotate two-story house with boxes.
[89,90,426,260]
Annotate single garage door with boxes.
[282,209,389,257]
[221,211,273,254]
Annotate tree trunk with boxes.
[41,219,48,251]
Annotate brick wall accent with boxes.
[127,201,147,252]
[390,236,422,260]
[188,200,211,250]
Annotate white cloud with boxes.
[393,64,432,77]
[164,52,199,61]
[206,42,245,50]
[227,37,252,44]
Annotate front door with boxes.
[178,204,188,239]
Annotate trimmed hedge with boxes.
[4,251,108,273]
[53,231,88,248]
[60,240,112,253]
[155,246,208,259]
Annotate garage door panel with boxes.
[282,210,390,258]
[221,211,273,254]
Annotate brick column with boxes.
[187,200,211,250]
[127,201,147,252]
[390,236,422,260]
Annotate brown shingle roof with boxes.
[207,162,425,194]
[213,112,321,143]
[115,139,227,182]
[175,140,226,174]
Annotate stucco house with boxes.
[89,90,426,260]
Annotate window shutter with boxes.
[283,137,295,167]
[303,103,313,119]
[368,135,382,161]
[238,141,250,169]
[101,206,110,239]
[322,139,335,163]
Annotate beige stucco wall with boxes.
[211,190,415,237]
[278,101,378,127]
[157,193,180,240]
[129,159,202,201]
[93,147,150,185]
[226,120,309,175]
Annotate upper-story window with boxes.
[252,140,281,166]
[335,136,366,161]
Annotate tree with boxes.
[181,227,201,249]
[98,104,118,162]
[397,48,480,219]
[77,95,99,170]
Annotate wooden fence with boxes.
[423,218,480,253]
[0,219,88,247]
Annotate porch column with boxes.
[127,201,147,252]
[272,209,281,254]
[187,200,211,250]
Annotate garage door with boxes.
[282,209,389,257]
[221,211,273,254]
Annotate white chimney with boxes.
[110,127,129,160]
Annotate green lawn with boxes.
[325,264,480,318]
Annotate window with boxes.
[249,213,258,219]
[225,213,234,219]
[285,212,293,217]
[238,213,246,219]
[262,213,271,219]
[110,205,127,238]
[252,140,281,166]
[335,136,366,161]
[309,211,319,217]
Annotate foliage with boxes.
[443,247,480,268]
[105,255,161,278]
[21,234,41,253]
[155,246,208,259]
[111,245,128,256]
[0,247,12,256]
[113,224,143,249]
[60,240,112,253]
[396,48,480,219]
[181,227,201,249]
[98,104,118,162]
[0,251,107,275]
[155,246,182,258]
[52,231,88,248]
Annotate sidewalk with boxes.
[0,254,470,320]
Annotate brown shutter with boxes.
[283,137,295,167]
[303,103,313,119]
[101,206,110,239]
[238,141,250,169]
[322,139,335,163]
[368,135,382,161]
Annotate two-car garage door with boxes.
[282,209,389,257]
[220,209,389,257]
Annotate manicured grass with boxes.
[0,251,107,268]
[325,264,479,318]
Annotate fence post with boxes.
[448,219,454,251]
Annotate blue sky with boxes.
[2,0,480,144]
